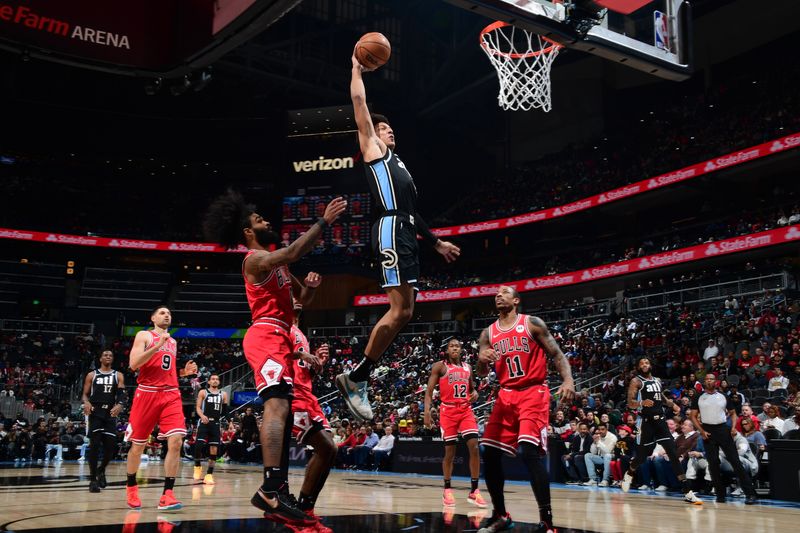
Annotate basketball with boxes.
[355,32,391,69]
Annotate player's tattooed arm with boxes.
[528,316,575,402]
[247,200,347,274]
[476,328,495,378]
[627,377,643,410]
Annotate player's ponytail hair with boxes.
[202,188,255,249]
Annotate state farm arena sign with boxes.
[0,0,219,69]
[430,131,800,237]
[0,228,246,254]
[353,226,800,306]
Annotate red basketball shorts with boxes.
[125,387,186,444]
[439,403,479,443]
[243,322,295,395]
[481,384,550,456]
[292,392,331,445]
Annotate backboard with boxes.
[447,0,692,80]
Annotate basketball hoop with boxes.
[479,21,563,112]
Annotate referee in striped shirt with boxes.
[688,373,758,504]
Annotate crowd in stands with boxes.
[433,59,800,227]
[418,202,800,291]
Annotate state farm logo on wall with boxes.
[0,4,131,49]
[786,227,800,240]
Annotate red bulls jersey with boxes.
[242,250,294,328]
[490,313,546,389]
[439,361,472,406]
[137,330,178,388]
[291,324,315,401]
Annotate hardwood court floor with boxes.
[0,461,798,532]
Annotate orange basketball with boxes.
[355,32,391,70]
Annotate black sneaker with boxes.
[533,522,556,533]
[89,480,100,493]
[97,470,107,489]
[250,488,317,527]
[478,512,514,533]
[715,497,726,503]
[745,494,758,505]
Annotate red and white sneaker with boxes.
[468,489,488,508]
[442,488,456,506]
[158,489,183,511]
[126,486,142,510]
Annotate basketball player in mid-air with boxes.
[337,48,462,422]
[424,338,486,508]
[621,356,703,504]
[290,296,336,532]
[125,306,198,511]
[82,350,126,493]
[203,190,346,527]
[193,374,228,485]
[476,286,575,533]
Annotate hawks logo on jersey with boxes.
[490,314,546,389]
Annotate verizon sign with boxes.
[354,225,800,306]
[429,131,800,237]
[292,156,354,173]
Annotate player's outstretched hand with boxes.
[305,271,322,288]
[352,48,376,73]
[110,404,122,417]
[300,352,322,373]
[201,415,209,425]
[182,359,198,377]
[83,401,93,416]
[555,379,576,404]
[423,412,432,429]
[314,343,329,361]
[323,197,348,224]
[478,348,498,365]
[642,399,654,407]
[435,240,461,263]
[470,390,479,403]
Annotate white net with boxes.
[480,22,562,112]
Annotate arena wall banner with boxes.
[354,225,800,306]
[392,437,529,480]
[122,326,247,338]
[0,133,797,251]
[0,228,248,253]
[429,131,800,237]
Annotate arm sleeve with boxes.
[414,213,439,247]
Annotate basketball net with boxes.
[480,22,562,112]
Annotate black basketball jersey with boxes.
[90,369,118,414]
[202,390,223,419]
[364,149,420,218]
[636,374,665,418]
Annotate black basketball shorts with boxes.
[371,214,419,289]
[196,420,221,446]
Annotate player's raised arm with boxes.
[247,199,347,274]
[527,316,575,402]
[351,52,385,162]
[291,272,321,307]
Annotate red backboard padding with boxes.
[594,0,654,15]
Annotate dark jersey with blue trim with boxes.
[364,149,419,218]
[636,375,665,418]
[202,390,224,420]
[90,369,118,416]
